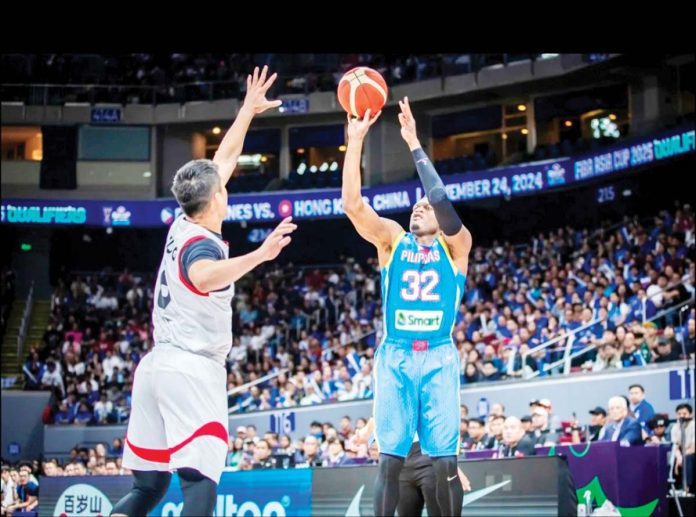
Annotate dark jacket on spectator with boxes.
[601,416,643,445]
[499,434,537,457]
[630,399,655,428]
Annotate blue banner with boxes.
[3,126,694,228]
[149,469,313,517]
[669,368,694,400]
[90,107,122,123]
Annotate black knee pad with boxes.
[111,470,171,516]
[133,470,172,500]
[178,467,207,484]
[178,468,217,517]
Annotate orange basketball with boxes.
[337,67,388,118]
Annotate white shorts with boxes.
[122,346,229,483]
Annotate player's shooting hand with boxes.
[244,65,283,114]
[258,216,297,262]
[346,109,381,143]
[397,96,419,148]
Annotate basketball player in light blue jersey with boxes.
[342,97,472,517]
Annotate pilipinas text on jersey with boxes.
[380,232,466,342]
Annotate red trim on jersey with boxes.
[126,421,228,463]
[178,235,209,297]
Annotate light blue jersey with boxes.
[381,231,467,343]
[374,231,467,458]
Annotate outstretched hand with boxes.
[258,217,297,262]
[244,65,283,114]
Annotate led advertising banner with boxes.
[4,127,693,228]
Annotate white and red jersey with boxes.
[152,215,234,365]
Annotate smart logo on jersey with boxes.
[395,310,443,331]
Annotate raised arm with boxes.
[188,217,296,292]
[213,65,282,185]
[342,110,403,267]
[398,96,472,273]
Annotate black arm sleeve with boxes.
[412,148,463,236]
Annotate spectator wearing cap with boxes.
[572,407,607,443]
[520,415,533,435]
[628,384,655,430]
[588,407,608,441]
[654,335,681,362]
[532,398,560,433]
[530,407,558,446]
[646,414,671,445]
[499,417,536,457]
[602,396,643,446]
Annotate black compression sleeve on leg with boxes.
[179,468,217,517]
[416,465,441,517]
[373,453,405,517]
[111,470,171,516]
[412,148,463,236]
[396,478,425,517]
[432,456,464,517]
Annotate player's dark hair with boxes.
[171,159,221,217]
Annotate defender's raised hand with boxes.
[244,65,282,114]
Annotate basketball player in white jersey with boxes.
[112,66,296,517]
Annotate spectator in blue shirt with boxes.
[53,402,73,425]
[628,384,655,430]
[620,332,647,368]
[7,469,39,516]
[74,401,93,425]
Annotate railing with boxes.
[646,297,694,325]
[522,287,694,379]
[1,54,561,107]
[228,369,289,415]
[567,215,653,262]
[228,327,377,414]
[17,281,34,361]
